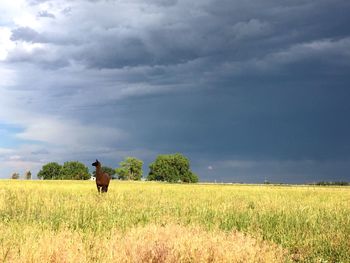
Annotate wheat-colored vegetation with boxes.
[0,180,349,262]
[0,224,286,263]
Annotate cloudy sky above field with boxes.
[0,0,350,183]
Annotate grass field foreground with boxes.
[0,180,349,262]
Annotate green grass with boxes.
[0,180,349,262]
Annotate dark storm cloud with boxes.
[12,0,350,71]
[68,0,350,70]
[3,0,350,182]
[110,84,350,159]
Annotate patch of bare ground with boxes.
[1,224,288,263]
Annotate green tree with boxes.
[115,166,128,180]
[147,153,198,183]
[115,157,143,180]
[181,170,199,183]
[59,161,90,180]
[93,166,116,179]
[37,162,62,180]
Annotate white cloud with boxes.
[0,1,27,25]
[15,117,126,148]
[0,144,49,177]
[0,65,17,86]
[9,155,21,160]
[0,148,15,156]
[0,27,16,60]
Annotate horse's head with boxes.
[92,159,100,167]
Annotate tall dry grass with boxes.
[0,224,287,263]
[0,180,349,262]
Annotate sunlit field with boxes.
[0,180,349,262]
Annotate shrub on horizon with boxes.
[11,172,20,180]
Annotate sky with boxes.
[0,0,350,183]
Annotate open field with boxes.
[0,180,349,262]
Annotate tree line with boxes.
[309,181,349,186]
[34,153,198,183]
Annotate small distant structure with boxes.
[90,176,96,181]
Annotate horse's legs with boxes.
[96,185,101,193]
[102,185,108,193]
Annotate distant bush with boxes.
[312,181,349,186]
[11,172,20,180]
[24,170,32,180]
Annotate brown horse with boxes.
[92,159,111,193]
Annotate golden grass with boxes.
[0,224,287,263]
[0,180,349,262]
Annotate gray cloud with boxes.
[231,19,272,40]
[10,0,350,71]
[10,27,42,43]
[6,46,70,68]
[1,0,350,182]
[37,10,56,19]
